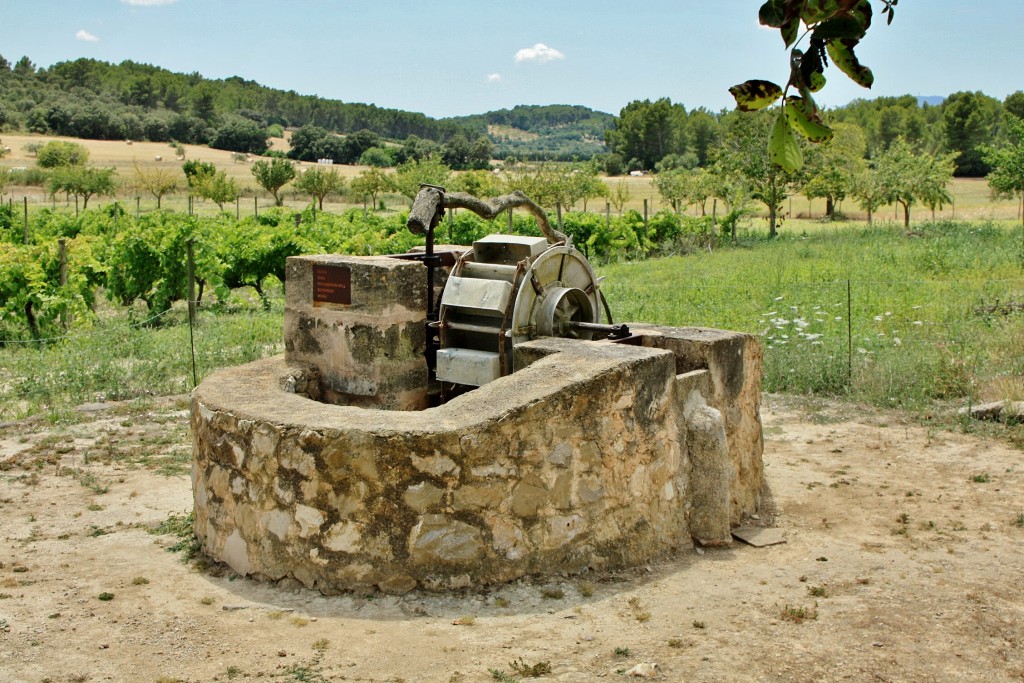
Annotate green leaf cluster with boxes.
[730,0,898,171]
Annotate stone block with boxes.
[284,255,431,410]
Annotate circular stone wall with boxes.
[191,340,693,594]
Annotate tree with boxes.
[294,166,345,210]
[194,170,239,211]
[713,111,804,236]
[358,146,395,168]
[802,122,867,219]
[391,158,452,200]
[609,180,631,214]
[850,165,888,225]
[687,109,721,167]
[251,158,295,206]
[394,135,441,164]
[182,160,217,190]
[942,91,1002,177]
[1004,91,1024,121]
[337,129,380,165]
[287,125,346,163]
[133,162,180,209]
[654,169,689,213]
[981,118,1024,225]
[875,139,955,227]
[449,170,502,199]
[190,83,217,123]
[13,56,36,77]
[36,141,89,168]
[210,118,269,155]
[683,168,718,216]
[918,153,956,221]
[606,98,688,171]
[49,166,117,209]
[349,168,391,208]
[441,133,493,170]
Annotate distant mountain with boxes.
[917,95,945,107]
[447,105,614,161]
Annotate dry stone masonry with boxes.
[191,254,764,594]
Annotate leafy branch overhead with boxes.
[730,0,897,172]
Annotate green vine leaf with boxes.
[728,80,784,112]
[826,38,875,88]
[769,110,803,172]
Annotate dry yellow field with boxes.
[0,132,376,215]
[1,132,1021,225]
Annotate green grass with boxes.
[2,219,1022,430]
[600,220,1024,412]
[0,295,284,420]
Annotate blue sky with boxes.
[3,1,1023,118]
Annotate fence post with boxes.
[59,238,68,328]
[186,238,199,387]
[187,239,197,323]
[605,202,611,231]
[556,202,563,232]
[254,196,258,218]
[136,196,140,219]
[23,196,29,244]
[643,198,649,232]
[846,279,853,387]
[236,196,240,220]
[506,207,513,235]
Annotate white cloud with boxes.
[514,43,565,64]
[486,73,502,83]
[75,29,100,43]
[121,0,178,5]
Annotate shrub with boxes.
[36,140,89,168]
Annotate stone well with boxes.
[190,254,764,594]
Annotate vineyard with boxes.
[2,197,1023,437]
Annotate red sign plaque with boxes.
[312,264,351,305]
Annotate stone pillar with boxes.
[284,255,430,410]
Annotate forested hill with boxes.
[0,55,609,160]
[0,56,470,145]
[448,105,614,160]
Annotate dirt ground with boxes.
[1,394,1022,683]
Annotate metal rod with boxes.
[441,320,508,336]
[569,321,628,333]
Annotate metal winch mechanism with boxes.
[405,184,629,394]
